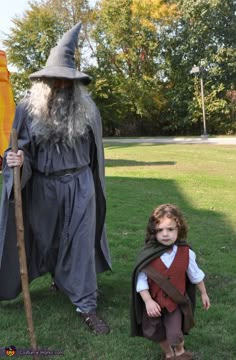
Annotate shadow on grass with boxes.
[105,159,176,167]
[0,176,235,360]
[104,143,200,150]
[104,176,236,359]
[104,143,169,150]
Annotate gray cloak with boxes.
[0,98,111,309]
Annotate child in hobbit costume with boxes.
[130,204,210,359]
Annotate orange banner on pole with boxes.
[0,50,15,160]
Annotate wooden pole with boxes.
[11,128,39,360]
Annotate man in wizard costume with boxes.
[0,23,111,335]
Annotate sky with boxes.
[0,0,30,48]
[0,0,96,49]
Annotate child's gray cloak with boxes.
[0,99,111,305]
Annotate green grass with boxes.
[1,143,236,360]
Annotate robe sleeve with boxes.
[2,101,33,198]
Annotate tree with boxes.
[44,0,93,68]
[160,0,236,134]
[4,0,236,134]
[3,2,62,102]
[88,0,178,135]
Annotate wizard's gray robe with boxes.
[0,99,111,310]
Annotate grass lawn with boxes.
[0,143,236,359]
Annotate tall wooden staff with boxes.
[11,128,39,360]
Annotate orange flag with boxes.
[0,50,15,162]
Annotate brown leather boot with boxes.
[79,312,110,335]
[174,351,193,360]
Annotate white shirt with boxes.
[136,244,205,293]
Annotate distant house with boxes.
[0,50,15,170]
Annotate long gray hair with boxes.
[26,80,97,147]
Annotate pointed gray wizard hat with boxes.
[29,22,91,84]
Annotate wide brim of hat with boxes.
[29,66,92,84]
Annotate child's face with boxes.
[155,216,178,246]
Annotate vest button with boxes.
[164,293,168,298]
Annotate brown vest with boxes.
[148,246,189,312]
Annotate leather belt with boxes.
[33,166,88,177]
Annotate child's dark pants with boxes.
[142,306,184,345]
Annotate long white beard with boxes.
[26,81,97,147]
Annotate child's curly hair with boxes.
[145,204,188,244]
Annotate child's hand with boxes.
[145,299,162,317]
[196,281,210,310]
[201,293,210,310]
